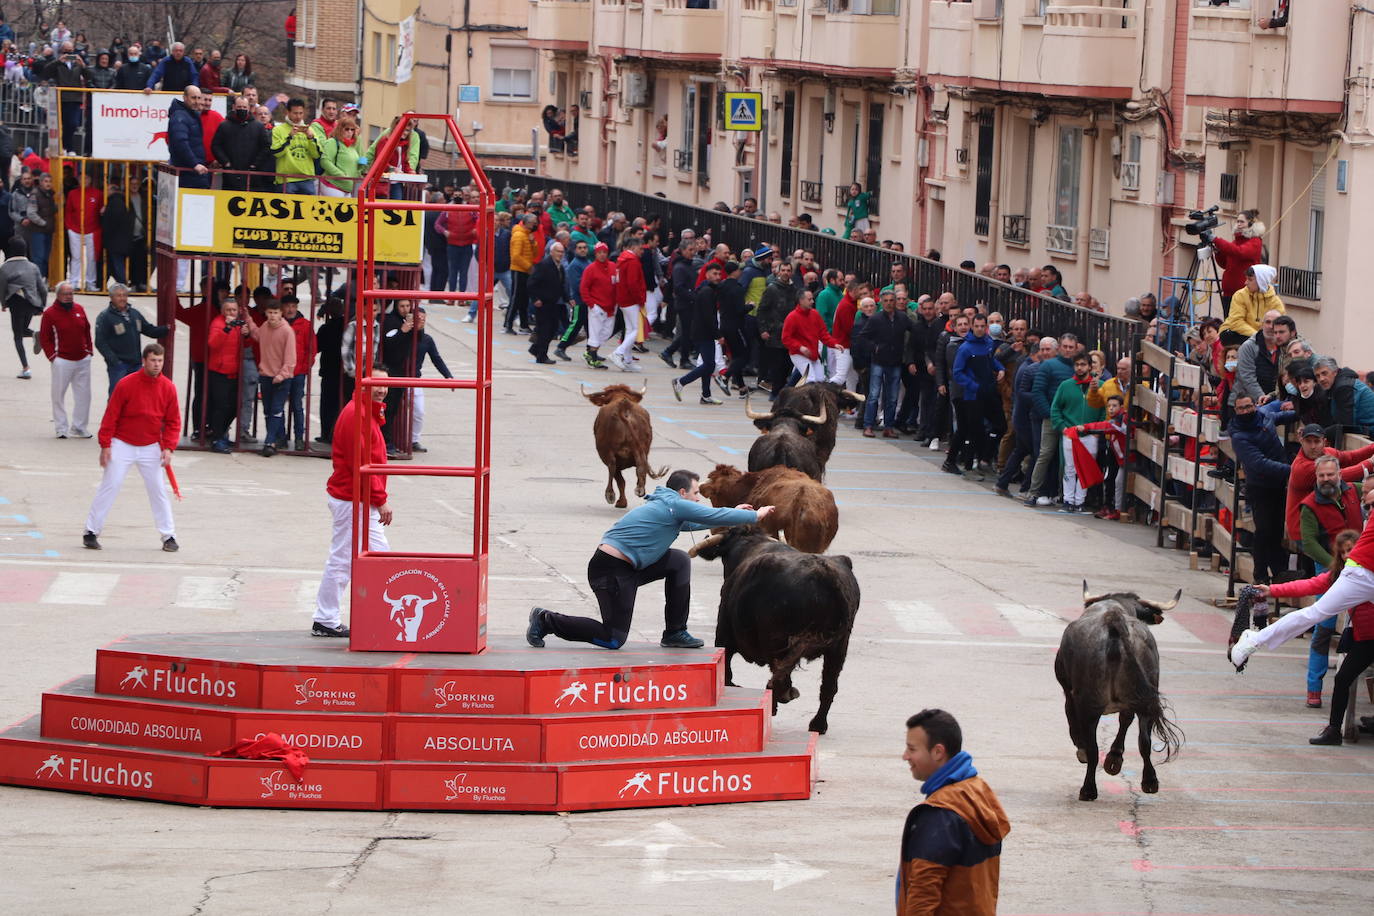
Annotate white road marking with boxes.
[39,572,118,606]
[995,602,1068,640]
[886,600,961,636]
[175,576,241,610]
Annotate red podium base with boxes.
[0,632,817,812]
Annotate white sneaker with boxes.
[607,352,626,370]
[927,438,940,450]
[461,314,475,323]
[1035,495,1053,507]
[1229,628,1261,670]
[622,359,643,373]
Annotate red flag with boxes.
[165,465,183,501]
[1063,427,1105,489]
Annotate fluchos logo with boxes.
[443,772,508,802]
[617,768,754,798]
[432,681,497,710]
[381,569,452,643]
[294,677,358,708]
[118,666,149,689]
[259,769,324,800]
[554,681,588,708]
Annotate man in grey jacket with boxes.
[94,284,169,394]
[0,237,48,379]
[1232,310,1292,405]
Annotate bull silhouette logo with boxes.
[147,130,168,148]
[382,588,439,643]
[36,754,64,778]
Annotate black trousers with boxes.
[542,548,691,649]
[8,295,34,368]
[207,370,237,440]
[558,302,587,349]
[968,392,1007,464]
[505,271,530,331]
[1248,486,1289,583]
[949,399,974,466]
[319,368,342,441]
[761,347,791,394]
[722,328,749,389]
[189,361,206,436]
[1329,639,1374,729]
[531,300,559,357]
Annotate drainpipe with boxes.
[1162,0,1190,279]
[1080,123,1096,296]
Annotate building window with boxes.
[829,0,900,13]
[371,32,382,77]
[973,108,994,237]
[492,46,537,101]
[385,34,396,80]
[1053,126,1083,229]
[1308,159,1325,272]
[780,90,796,198]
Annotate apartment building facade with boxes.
[528,1,1374,368]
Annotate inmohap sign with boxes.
[90,91,227,161]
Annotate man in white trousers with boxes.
[610,236,646,372]
[38,281,95,438]
[1231,487,1374,669]
[313,368,393,638]
[83,343,181,551]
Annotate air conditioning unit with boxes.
[622,72,651,109]
[954,147,970,165]
[972,0,1002,20]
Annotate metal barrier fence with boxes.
[431,168,1145,360]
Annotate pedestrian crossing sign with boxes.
[724,92,763,131]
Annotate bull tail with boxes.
[648,465,670,480]
[1111,613,1184,763]
[1105,614,1126,665]
[1148,699,1186,763]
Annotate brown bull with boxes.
[700,464,839,553]
[581,383,668,508]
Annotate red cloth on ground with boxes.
[1064,427,1105,488]
[211,732,310,780]
[98,369,181,450]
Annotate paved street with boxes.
[1,301,1370,915]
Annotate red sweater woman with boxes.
[1211,210,1265,301]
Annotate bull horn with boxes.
[687,532,726,558]
[1082,581,1110,606]
[639,381,648,396]
[848,392,867,403]
[799,403,827,426]
[1142,589,1183,613]
[744,394,774,421]
[579,383,591,399]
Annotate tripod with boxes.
[1156,244,1224,355]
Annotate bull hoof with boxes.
[1141,776,1159,794]
[807,717,828,735]
[614,498,627,509]
[1079,786,1098,802]
[603,490,615,505]
[635,487,646,498]
[1076,748,1088,764]
[1103,752,1123,776]
[779,686,800,703]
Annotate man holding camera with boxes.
[271,99,322,194]
[48,41,86,155]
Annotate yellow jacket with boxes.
[510,224,537,274]
[1088,376,1130,410]
[1220,286,1284,339]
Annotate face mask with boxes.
[128,54,139,61]
[988,323,1003,337]
[233,109,249,122]
[1285,382,1298,396]
[1224,360,1237,372]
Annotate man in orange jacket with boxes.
[898,709,1010,916]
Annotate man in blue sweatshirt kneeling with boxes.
[527,469,774,649]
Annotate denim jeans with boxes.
[259,376,290,446]
[447,244,474,294]
[864,363,901,430]
[106,360,141,395]
[281,179,316,195]
[285,374,306,442]
[678,340,718,397]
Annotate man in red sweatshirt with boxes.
[1284,423,1374,540]
[782,288,839,383]
[609,236,647,371]
[38,281,94,438]
[578,242,615,369]
[313,368,392,638]
[83,343,181,552]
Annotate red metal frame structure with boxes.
[348,114,495,653]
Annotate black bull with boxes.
[1055,583,1185,801]
[744,382,865,482]
[689,526,860,735]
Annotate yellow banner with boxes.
[173,189,423,264]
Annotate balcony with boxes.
[800,180,823,205]
[834,185,879,215]
[772,0,902,74]
[644,0,726,59]
[1046,224,1077,255]
[1002,213,1029,246]
[529,0,593,50]
[1089,227,1110,261]
[1276,266,1321,301]
[1038,4,1141,93]
[739,0,775,54]
[1186,5,1343,109]
[674,147,693,173]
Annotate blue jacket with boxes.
[149,55,199,92]
[951,332,1003,401]
[493,227,511,274]
[1011,358,1040,438]
[1031,354,1074,421]
[1229,411,1291,491]
[166,98,204,170]
[565,253,590,305]
[601,487,756,569]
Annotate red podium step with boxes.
[0,632,818,812]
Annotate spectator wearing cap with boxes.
[1285,423,1374,544]
[579,241,616,369]
[1220,264,1284,345]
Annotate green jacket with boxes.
[319,137,362,193]
[816,283,843,330]
[570,227,598,252]
[270,122,321,181]
[546,202,577,228]
[366,130,421,172]
[1051,376,1105,433]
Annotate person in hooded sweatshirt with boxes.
[1219,263,1283,345]
[898,708,1010,916]
[526,469,774,651]
[950,313,1005,480]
